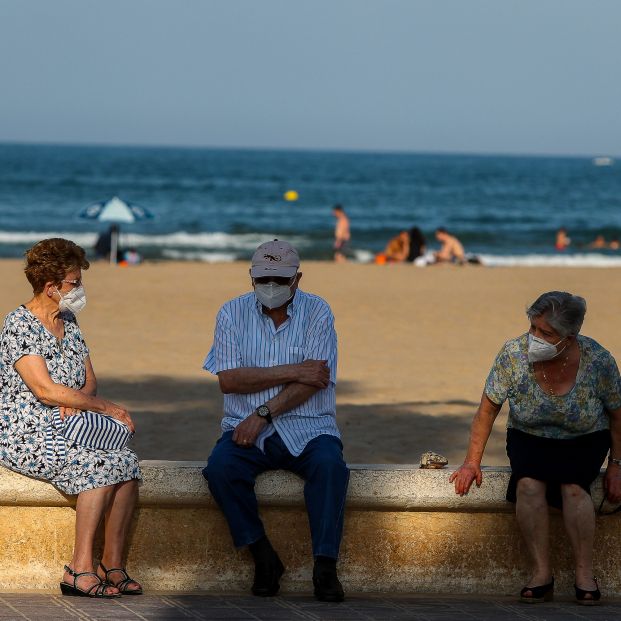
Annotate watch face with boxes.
[257,405,270,418]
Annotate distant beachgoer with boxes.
[376,227,427,264]
[94,225,120,261]
[332,204,350,262]
[588,235,607,249]
[555,228,571,251]
[609,239,620,250]
[433,228,465,264]
[406,227,427,262]
[121,248,142,266]
[374,230,408,264]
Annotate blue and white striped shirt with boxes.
[203,289,340,456]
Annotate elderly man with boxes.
[203,240,349,602]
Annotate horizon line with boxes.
[0,139,617,161]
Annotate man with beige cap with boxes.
[203,240,349,602]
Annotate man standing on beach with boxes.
[332,204,350,262]
[203,240,349,602]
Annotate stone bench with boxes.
[0,462,618,594]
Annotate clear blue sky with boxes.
[1,0,619,155]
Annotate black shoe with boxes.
[575,578,601,606]
[313,563,344,602]
[520,577,554,603]
[251,551,285,597]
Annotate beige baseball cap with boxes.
[250,240,300,278]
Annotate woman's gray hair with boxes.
[526,291,587,337]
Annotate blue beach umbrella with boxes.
[78,196,154,265]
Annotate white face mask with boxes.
[56,285,87,315]
[254,281,294,309]
[528,333,566,363]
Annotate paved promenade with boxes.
[0,593,619,621]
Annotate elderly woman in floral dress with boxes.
[450,291,621,605]
[0,238,142,598]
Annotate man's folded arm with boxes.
[265,381,321,418]
[217,365,298,394]
[218,358,331,395]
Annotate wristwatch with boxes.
[256,404,272,424]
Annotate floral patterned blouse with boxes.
[485,333,621,439]
[0,306,140,494]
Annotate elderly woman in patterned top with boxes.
[450,291,621,605]
[0,239,142,598]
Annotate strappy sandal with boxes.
[575,578,601,606]
[520,577,554,603]
[60,565,121,598]
[99,562,143,595]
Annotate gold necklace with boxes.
[540,354,569,396]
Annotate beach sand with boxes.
[2,259,620,467]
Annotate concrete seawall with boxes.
[0,462,619,595]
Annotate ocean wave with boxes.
[0,231,98,245]
[162,249,238,262]
[0,230,309,250]
[477,253,621,268]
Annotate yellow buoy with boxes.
[284,190,299,202]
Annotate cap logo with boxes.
[263,253,282,262]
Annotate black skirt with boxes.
[506,427,610,509]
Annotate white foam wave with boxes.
[0,231,98,245]
[478,253,621,268]
[162,249,238,262]
[122,231,309,249]
[0,230,308,250]
[352,249,375,263]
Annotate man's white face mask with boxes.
[254,276,295,309]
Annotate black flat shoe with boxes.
[313,566,345,602]
[575,578,601,606]
[252,551,285,597]
[520,577,554,603]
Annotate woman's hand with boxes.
[59,406,82,421]
[102,400,135,434]
[449,462,483,496]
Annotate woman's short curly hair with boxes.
[526,291,586,337]
[24,238,90,294]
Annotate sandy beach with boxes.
[2,259,619,467]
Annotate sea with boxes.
[1,142,620,267]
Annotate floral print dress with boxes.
[0,306,141,494]
[485,333,621,438]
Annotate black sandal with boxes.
[575,578,601,606]
[520,577,554,603]
[99,562,143,595]
[60,565,120,598]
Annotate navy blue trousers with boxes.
[204,431,349,559]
